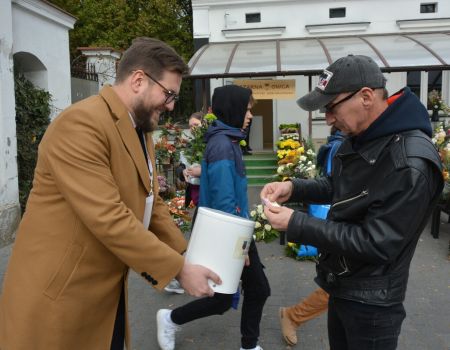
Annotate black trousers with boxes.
[171,240,270,349]
[327,296,406,350]
[110,287,125,350]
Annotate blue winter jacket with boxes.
[199,120,249,218]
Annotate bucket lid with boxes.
[197,207,255,228]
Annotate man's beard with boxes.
[133,99,158,132]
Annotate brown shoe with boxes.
[279,307,298,346]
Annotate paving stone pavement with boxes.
[1,220,449,350]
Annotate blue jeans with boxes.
[328,296,406,350]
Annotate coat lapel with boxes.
[99,86,151,194]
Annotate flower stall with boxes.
[428,90,450,122]
[275,132,317,182]
[250,204,279,243]
[249,122,318,258]
[165,194,193,234]
[430,121,450,241]
[431,122,450,201]
[155,121,188,165]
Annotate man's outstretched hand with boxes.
[177,262,221,297]
[260,181,293,205]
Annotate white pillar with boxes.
[420,71,429,108]
[441,70,450,105]
[79,47,121,89]
[0,1,21,247]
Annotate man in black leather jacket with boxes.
[262,55,443,350]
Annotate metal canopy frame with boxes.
[188,31,450,136]
[187,31,450,79]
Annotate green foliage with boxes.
[49,0,195,124]
[284,244,317,261]
[14,73,51,213]
[278,123,300,134]
[250,204,280,243]
[49,0,194,61]
[183,113,216,165]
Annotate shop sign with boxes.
[234,79,296,99]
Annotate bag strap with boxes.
[326,141,342,176]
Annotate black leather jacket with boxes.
[287,130,443,306]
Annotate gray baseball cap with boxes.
[297,54,387,111]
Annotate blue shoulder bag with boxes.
[298,140,340,257]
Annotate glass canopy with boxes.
[188,32,450,78]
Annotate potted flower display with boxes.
[428,90,450,122]
[272,129,318,259]
[165,193,193,234]
[431,122,450,203]
[182,112,217,166]
[155,137,177,164]
[275,135,317,181]
[160,120,183,141]
[250,204,279,242]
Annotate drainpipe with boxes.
[308,75,312,137]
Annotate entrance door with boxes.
[250,99,273,150]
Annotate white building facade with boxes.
[190,0,450,149]
[0,0,75,246]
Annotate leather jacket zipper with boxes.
[331,190,369,209]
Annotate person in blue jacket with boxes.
[156,85,270,350]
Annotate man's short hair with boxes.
[116,37,188,83]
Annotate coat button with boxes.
[369,159,376,165]
[152,280,158,285]
[141,272,147,277]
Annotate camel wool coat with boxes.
[0,86,187,349]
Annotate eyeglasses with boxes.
[142,71,179,104]
[322,90,360,114]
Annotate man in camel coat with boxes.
[0,37,220,350]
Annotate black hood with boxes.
[354,87,432,149]
[212,85,252,129]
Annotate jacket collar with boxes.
[339,134,396,165]
[99,85,151,193]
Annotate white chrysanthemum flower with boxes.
[255,221,262,228]
[257,204,263,214]
[250,210,256,217]
[300,156,306,162]
[261,213,267,220]
[264,224,272,231]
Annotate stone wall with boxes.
[0,204,20,247]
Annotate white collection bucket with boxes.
[185,207,255,294]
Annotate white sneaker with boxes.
[164,279,185,294]
[240,346,263,350]
[157,309,180,350]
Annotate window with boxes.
[420,3,437,13]
[330,7,346,18]
[246,13,261,23]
